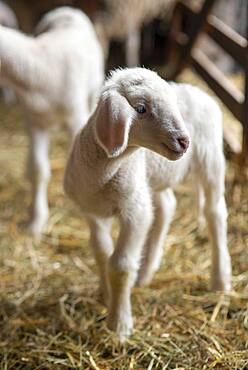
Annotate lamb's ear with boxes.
[95,90,133,157]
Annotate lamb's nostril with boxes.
[177,136,189,151]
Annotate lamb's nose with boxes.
[177,135,190,152]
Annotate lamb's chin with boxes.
[156,143,184,161]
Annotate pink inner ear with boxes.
[96,93,129,156]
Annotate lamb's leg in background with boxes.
[195,182,206,230]
[68,121,83,141]
[125,27,141,67]
[88,75,104,115]
[202,171,232,291]
[67,106,90,141]
[26,125,51,236]
[136,189,176,286]
[87,216,114,305]
[107,199,153,341]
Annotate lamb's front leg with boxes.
[87,216,113,305]
[26,126,51,236]
[107,197,153,341]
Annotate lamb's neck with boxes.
[0,26,38,90]
[80,119,137,186]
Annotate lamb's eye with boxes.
[135,105,146,114]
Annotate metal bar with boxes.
[207,15,247,69]
[191,48,244,122]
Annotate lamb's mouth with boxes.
[160,142,184,156]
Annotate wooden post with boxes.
[242,2,248,167]
[167,0,217,79]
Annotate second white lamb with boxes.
[0,7,104,235]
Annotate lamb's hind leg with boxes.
[195,182,206,231]
[202,167,232,291]
[136,189,177,286]
[87,216,114,305]
[26,125,51,236]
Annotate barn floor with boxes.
[0,70,247,370]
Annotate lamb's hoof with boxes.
[211,278,232,292]
[136,270,154,287]
[27,222,42,238]
[27,211,48,238]
[136,276,150,287]
[27,218,46,239]
[107,314,133,342]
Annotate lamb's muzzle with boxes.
[158,117,190,157]
[177,135,190,151]
[156,120,190,157]
[167,134,190,156]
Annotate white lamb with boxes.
[64,67,232,341]
[0,0,19,104]
[0,7,104,236]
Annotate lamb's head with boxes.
[35,7,87,35]
[94,68,190,160]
